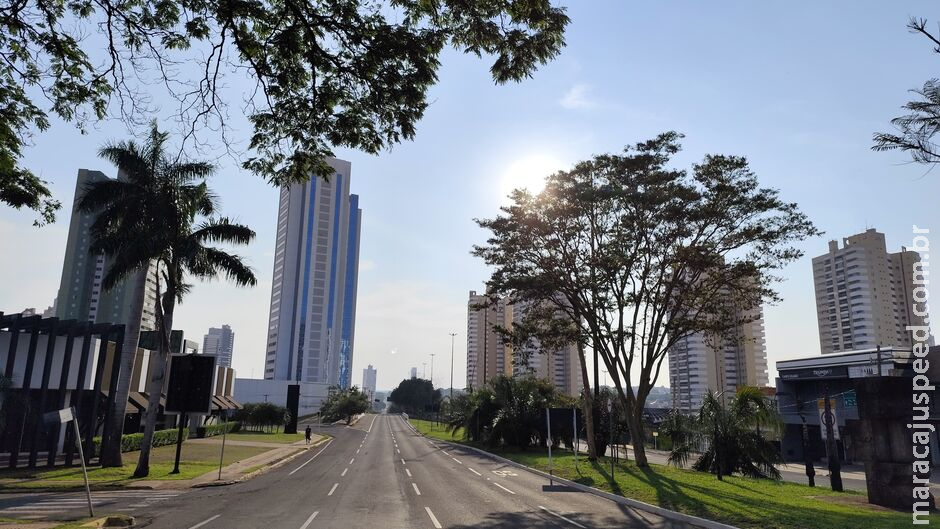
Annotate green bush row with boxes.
[196,421,241,438]
[92,427,188,455]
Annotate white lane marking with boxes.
[405,468,412,477]
[299,511,319,529]
[412,482,421,495]
[289,438,334,475]
[468,468,482,476]
[328,483,339,496]
[349,458,355,465]
[425,507,442,529]
[401,458,406,465]
[188,515,221,529]
[341,468,348,477]
[396,448,401,454]
[367,414,377,432]
[451,457,463,465]
[538,506,586,528]
[356,448,361,454]
[493,482,516,495]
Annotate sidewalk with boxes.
[135,434,326,489]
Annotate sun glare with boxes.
[499,153,565,200]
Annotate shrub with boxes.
[92,427,188,455]
[196,422,241,438]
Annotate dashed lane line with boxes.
[468,468,482,476]
[412,483,422,496]
[405,468,412,477]
[425,507,442,529]
[188,514,221,529]
[299,511,319,529]
[493,482,516,495]
[328,483,339,496]
[341,468,348,477]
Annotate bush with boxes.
[92,427,188,455]
[233,402,291,432]
[196,422,241,438]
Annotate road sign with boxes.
[166,354,217,415]
[843,391,857,408]
[817,398,840,440]
[42,407,74,424]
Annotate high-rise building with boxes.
[812,229,929,354]
[668,303,768,412]
[55,169,158,331]
[409,367,417,379]
[203,325,235,368]
[466,291,581,397]
[263,158,362,388]
[362,364,377,405]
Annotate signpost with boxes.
[165,354,217,475]
[545,408,553,485]
[43,407,93,517]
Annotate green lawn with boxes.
[0,442,272,489]
[409,419,912,529]
[227,430,306,444]
[410,418,463,441]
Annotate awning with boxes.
[140,392,166,409]
[100,390,137,414]
[211,395,229,411]
[127,392,149,411]
[222,395,242,410]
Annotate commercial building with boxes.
[812,229,928,354]
[466,291,582,397]
[668,304,768,412]
[203,325,235,368]
[263,158,362,388]
[362,364,377,407]
[409,367,417,379]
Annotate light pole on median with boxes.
[449,332,457,399]
[430,353,436,387]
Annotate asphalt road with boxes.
[10,414,682,529]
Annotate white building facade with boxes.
[203,325,235,368]
[362,364,377,407]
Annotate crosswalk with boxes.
[0,490,183,520]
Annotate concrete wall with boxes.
[234,378,332,417]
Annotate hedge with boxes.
[92,427,188,455]
[196,421,241,438]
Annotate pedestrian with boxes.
[305,425,312,445]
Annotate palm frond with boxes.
[191,218,256,246]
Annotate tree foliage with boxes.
[389,377,440,415]
[320,386,370,424]
[235,402,292,432]
[78,122,257,476]
[0,0,569,222]
[474,132,819,466]
[660,387,783,481]
[874,17,940,165]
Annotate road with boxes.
[0,414,682,528]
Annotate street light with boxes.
[430,353,436,387]
[449,332,457,399]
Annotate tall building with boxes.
[466,291,581,397]
[409,367,417,379]
[263,158,362,388]
[55,169,158,331]
[203,325,235,368]
[668,304,768,412]
[812,229,929,354]
[362,364,377,405]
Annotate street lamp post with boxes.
[430,354,436,387]
[449,332,457,399]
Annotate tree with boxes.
[475,132,819,466]
[389,378,441,415]
[874,17,940,165]
[661,387,782,481]
[1,0,569,223]
[78,122,257,477]
[320,386,370,425]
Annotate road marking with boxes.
[451,457,463,465]
[188,515,221,529]
[368,414,377,432]
[396,448,401,454]
[401,458,406,465]
[468,468,482,476]
[538,506,586,528]
[425,507,442,529]
[289,438,334,475]
[412,483,421,495]
[299,511,319,529]
[341,468,348,477]
[328,483,339,496]
[493,482,516,495]
[493,470,517,477]
[349,458,355,465]
[405,468,412,477]
[356,448,361,454]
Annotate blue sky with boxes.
[1,1,939,390]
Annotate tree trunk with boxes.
[99,268,146,467]
[628,411,649,467]
[133,271,175,478]
[576,342,597,461]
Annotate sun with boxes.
[499,153,565,200]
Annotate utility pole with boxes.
[482,304,488,386]
[795,391,815,487]
[430,354,436,387]
[449,332,457,399]
[823,386,843,492]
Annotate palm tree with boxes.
[79,122,257,477]
[661,386,782,481]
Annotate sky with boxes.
[1,1,939,391]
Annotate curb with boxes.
[402,416,738,529]
[192,434,331,488]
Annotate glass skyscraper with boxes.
[263,158,362,388]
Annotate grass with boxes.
[409,419,913,529]
[0,442,272,490]
[410,418,463,441]
[50,514,133,529]
[226,430,305,444]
